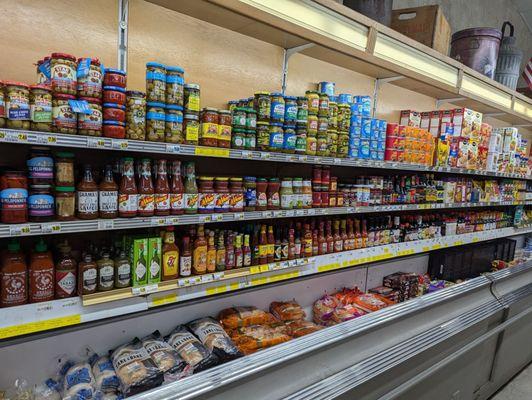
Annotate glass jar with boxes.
[270,92,285,124]
[245,129,256,149]
[229,177,244,212]
[228,100,238,112]
[165,105,184,143]
[269,122,284,152]
[50,53,77,95]
[296,96,308,126]
[55,186,75,221]
[337,133,349,158]
[243,176,257,211]
[327,130,338,157]
[55,151,75,186]
[295,127,307,155]
[103,86,126,105]
[232,128,245,149]
[256,121,270,151]
[30,84,52,132]
[200,107,219,147]
[302,180,312,208]
[0,81,5,128]
[198,176,215,214]
[146,102,165,142]
[254,91,270,123]
[305,90,320,115]
[317,133,328,156]
[165,66,184,106]
[77,58,103,99]
[78,97,102,136]
[125,90,146,140]
[328,101,338,129]
[27,146,53,186]
[318,94,329,117]
[256,178,268,211]
[146,62,166,103]
[318,116,328,133]
[214,177,230,213]
[217,110,232,148]
[292,178,303,208]
[307,114,318,136]
[232,107,246,129]
[0,171,28,224]
[5,81,30,130]
[306,134,317,156]
[280,178,293,210]
[103,68,127,88]
[184,83,200,115]
[52,94,77,134]
[184,114,199,145]
[337,104,350,132]
[284,96,297,125]
[246,109,257,131]
[267,178,280,210]
[28,184,54,222]
[103,121,125,139]
[283,125,296,153]
[103,103,125,123]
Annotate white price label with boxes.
[87,137,106,148]
[189,276,202,285]
[201,274,214,283]
[98,220,114,230]
[132,284,159,296]
[262,211,273,218]
[36,134,57,145]
[166,144,181,153]
[166,217,179,225]
[333,158,342,164]
[112,139,128,150]
[41,223,61,234]
[213,272,225,280]
[295,209,305,216]
[213,214,223,221]
[10,224,31,236]
[178,278,190,287]
[288,259,297,267]
[260,152,270,159]
[234,213,244,220]
[241,151,252,159]
[298,155,308,162]
[285,210,295,217]
[199,215,212,223]
[5,131,28,143]
[307,209,316,215]
[151,218,167,226]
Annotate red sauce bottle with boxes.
[259,225,268,265]
[170,160,184,215]
[1,240,27,307]
[155,159,170,216]
[29,239,54,303]
[118,157,138,218]
[138,158,155,217]
[55,242,77,299]
[267,225,275,263]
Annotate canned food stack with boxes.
[102,68,126,138]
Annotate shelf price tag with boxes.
[199,215,212,223]
[213,214,223,222]
[195,147,229,158]
[166,217,179,225]
[177,278,190,287]
[241,151,252,159]
[10,224,31,236]
[150,293,178,307]
[201,274,214,283]
[112,139,128,150]
[41,223,61,234]
[234,212,245,220]
[151,218,167,226]
[213,272,225,280]
[131,284,159,296]
[298,155,308,162]
[98,220,114,230]
[166,144,181,153]
[260,264,270,273]
[36,134,57,145]
[87,137,106,148]
[249,266,260,274]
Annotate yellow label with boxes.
[0,315,81,339]
[251,277,268,286]
[422,246,430,252]
[195,146,230,158]
[201,122,218,139]
[432,244,442,250]
[249,266,260,274]
[151,293,177,307]
[47,135,57,144]
[162,250,179,278]
[472,237,479,243]
[206,285,228,296]
[453,241,463,246]
[260,264,270,273]
[230,282,241,291]
[218,124,232,140]
[186,124,199,142]
[269,271,300,283]
[318,262,340,272]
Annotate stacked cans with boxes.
[349,116,386,160]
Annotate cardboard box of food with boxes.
[400,110,421,127]
[131,237,148,287]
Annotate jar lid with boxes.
[31,184,52,190]
[215,177,229,181]
[147,101,166,108]
[30,84,51,91]
[105,67,126,75]
[103,86,126,93]
[29,146,51,152]
[229,177,242,182]
[243,176,256,181]
[2,170,26,176]
[305,90,319,94]
[4,81,30,88]
[104,120,126,126]
[271,92,283,96]
[55,186,75,192]
[184,114,199,120]
[55,151,75,158]
[293,177,303,181]
[51,52,76,61]
[166,66,184,73]
[233,107,247,112]
[329,101,337,106]
[284,96,297,100]
[184,83,200,90]
[284,124,296,129]
[78,57,101,66]
[126,90,146,97]
[228,100,239,104]
[146,61,166,69]
[269,178,280,182]
[319,93,329,97]
[53,93,76,100]
[338,103,349,108]
[103,102,126,110]
[257,121,269,126]
[199,176,214,180]
[166,104,184,111]
[254,91,270,95]
[79,96,102,104]
[233,128,245,133]
[202,107,218,112]
[246,109,256,114]
[219,110,231,115]
[257,178,268,182]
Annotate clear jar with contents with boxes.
[214,177,230,213]
[328,101,338,129]
[295,127,307,155]
[184,114,199,145]
[165,66,184,106]
[284,96,297,125]
[55,186,75,221]
[200,107,219,147]
[306,133,317,155]
[283,125,296,153]
[307,114,318,136]
[292,177,303,208]
[146,102,165,142]
[184,83,200,115]
[246,109,257,131]
[296,96,308,126]
[198,176,215,214]
[256,121,270,151]
[318,116,328,133]
[245,129,256,149]
[0,81,5,128]
[280,178,293,210]
[254,91,270,122]
[77,97,102,136]
[305,90,320,115]
[232,107,246,129]
[243,176,257,211]
[55,151,75,186]
[217,110,232,148]
[27,146,53,186]
[270,92,285,124]
[229,177,244,212]
[302,180,312,208]
[269,123,284,152]
[256,178,268,211]
[52,94,77,134]
[5,81,30,130]
[50,53,77,95]
[337,104,350,132]
[28,185,54,222]
[125,91,146,140]
[30,85,52,132]
[165,105,184,143]
[77,58,102,99]
[267,178,280,210]
[318,94,329,117]
[232,128,245,149]
[146,62,166,103]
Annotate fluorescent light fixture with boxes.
[461,74,512,109]
[373,33,458,86]
[513,98,532,119]
[240,0,368,50]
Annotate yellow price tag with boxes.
[260,265,270,273]
[251,277,267,286]
[47,135,57,144]
[0,315,81,339]
[195,147,230,158]
[18,133,28,141]
[432,244,442,250]
[317,262,340,272]
[249,266,260,274]
[472,237,479,243]
[206,285,228,296]
[150,293,177,307]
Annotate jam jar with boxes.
[200,107,219,147]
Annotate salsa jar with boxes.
[54,151,75,186]
[296,96,308,126]
[28,185,54,222]
[184,83,200,115]
[146,62,166,103]
[184,114,199,145]
[254,91,270,122]
[165,104,184,143]
[256,121,270,151]
[200,107,219,147]
[27,146,54,185]
[78,97,102,136]
[217,110,232,148]
[229,177,244,212]
[103,103,126,123]
[30,85,52,132]
[232,107,246,129]
[103,121,125,139]
[103,68,126,88]
[50,53,77,95]
[77,58,103,99]
[165,66,184,106]
[198,176,215,214]
[0,171,28,224]
[52,94,77,134]
[55,186,75,221]
[256,178,268,211]
[214,177,230,213]
[243,176,257,211]
[146,102,165,142]
[103,86,126,105]
[125,90,146,140]
[5,81,30,130]
[305,90,320,115]
[267,178,280,210]
[270,92,285,124]
[284,96,297,125]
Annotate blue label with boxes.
[77,58,91,79]
[68,100,92,115]
[65,367,91,389]
[9,108,30,120]
[284,105,297,122]
[283,133,296,150]
[379,130,387,141]
[350,115,362,126]
[39,59,51,79]
[349,137,361,148]
[377,151,385,160]
[377,140,386,151]
[147,111,165,121]
[245,187,257,207]
[271,102,285,120]
[378,120,387,131]
[146,71,166,81]
[349,126,361,136]
[361,118,371,137]
[338,94,352,104]
[28,194,54,216]
[350,103,362,116]
[27,156,53,179]
[269,132,284,149]
[369,140,378,150]
[166,75,184,84]
[0,188,28,206]
[359,140,370,158]
[166,113,183,123]
[101,375,120,391]
[370,150,378,160]
[319,82,335,97]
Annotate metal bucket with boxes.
[343,0,393,26]
[495,22,523,90]
[451,27,502,79]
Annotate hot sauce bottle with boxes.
[318,221,327,255]
[288,228,296,260]
[234,234,243,268]
[225,232,235,270]
[354,218,362,249]
[216,231,226,271]
[1,240,27,307]
[179,236,192,277]
[311,229,318,256]
[243,234,252,267]
[325,220,334,254]
[99,165,118,219]
[170,160,184,215]
[251,226,260,266]
[119,157,138,218]
[266,226,275,263]
[138,158,155,217]
[206,230,216,273]
[29,239,54,303]
[258,225,268,265]
[193,225,207,274]
[333,220,343,253]
[55,242,77,298]
[183,161,198,214]
[155,159,170,216]
[303,223,313,257]
[361,219,368,248]
[162,227,179,280]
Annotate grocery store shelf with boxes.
[2,201,530,239]
[145,0,532,127]
[1,128,530,180]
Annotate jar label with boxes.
[184,193,198,212]
[117,263,131,285]
[99,191,118,212]
[308,118,318,131]
[99,265,114,288]
[27,156,53,179]
[244,134,256,149]
[257,129,270,148]
[170,193,184,211]
[310,98,319,110]
[268,191,280,207]
[30,268,53,301]
[232,135,244,147]
[306,138,317,153]
[83,268,97,292]
[271,102,285,120]
[246,115,256,129]
[132,109,146,125]
[281,193,292,209]
[165,113,183,123]
[138,193,154,212]
[285,104,297,121]
[1,188,28,210]
[215,192,230,211]
[56,270,76,296]
[119,193,138,213]
[283,133,296,150]
[186,95,200,113]
[257,192,267,208]
[233,114,246,127]
[2,270,27,305]
[155,193,170,210]
[166,75,184,84]
[269,132,284,149]
[256,98,271,120]
[297,106,308,121]
[7,92,30,120]
[199,192,215,211]
[146,71,166,81]
[180,256,192,276]
[229,193,244,210]
[28,194,54,216]
[295,136,307,152]
[185,124,199,142]
[146,111,165,121]
[217,124,231,140]
[78,108,102,131]
[31,100,52,123]
[53,104,77,129]
[201,122,218,139]
[0,94,5,118]
[52,62,76,82]
[77,191,98,213]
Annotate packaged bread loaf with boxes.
[187,317,243,361]
[270,300,306,321]
[284,320,323,338]
[141,331,189,379]
[219,306,277,329]
[90,355,119,394]
[165,325,219,372]
[229,324,291,355]
[352,293,394,312]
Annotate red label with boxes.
[30,268,54,302]
[55,270,76,298]
[1,270,27,306]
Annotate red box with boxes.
[420,112,431,130]
[400,110,420,127]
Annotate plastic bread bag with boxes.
[269,300,306,321]
[229,324,291,354]
[3,378,33,400]
[89,356,119,394]
[187,317,243,362]
[218,306,277,329]
[62,362,95,393]
[141,331,191,382]
[312,294,339,325]
[330,304,366,325]
[110,338,164,397]
[93,390,124,400]
[33,379,61,400]
[352,293,394,313]
[62,383,95,400]
[165,325,220,372]
[284,320,323,338]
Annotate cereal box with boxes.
[457,138,469,168]
[429,111,441,137]
[400,110,420,127]
[420,112,430,130]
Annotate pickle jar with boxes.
[52,94,77,134]
[246,109,257,131]
[232,107,246,129]
[328,101,338,129]
[284,96,297,125]
[270,92,285,124]
[295,127,307,155]
[254,91,270,123]
[50,53,77,95]
[165,104,184,143]
[232,128,245,149]
[184,83,200,115]
[146,102,165,142]
[5,81,31,130]
[30,84,52,132]
[126,90,146,140]
[307,114,318,136]
[305,90,320,115]
[165,66,184,106]
[269,122,284,151]
[217,110,232,148]
[318,93,329,117]
[77,58,103,99]
[146,62,166,103]
[200,107,219,147]
[296,96,308,126]
[337,104,351,132]
[184,114,199,145]
[256,121,270,151]
[318,116,328,133]
[77,97,102,136]
[0,81,5,128]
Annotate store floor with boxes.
[490,362,532,400]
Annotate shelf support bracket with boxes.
[118,0,129,72]
[435,97,466,108]
[281,43,316,94]
[372,75,403,118]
